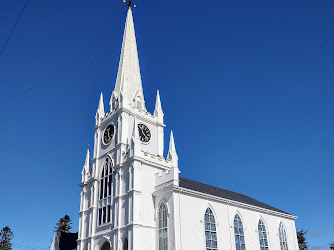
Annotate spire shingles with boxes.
[114,8,145,109]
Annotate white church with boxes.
[74,4,299,250]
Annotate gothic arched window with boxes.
[204,207,218,250]
[279,222,288,250]
[98,157,113,225]
[258,219,269,250]
[158,203,168,250]
[234,214,246,250]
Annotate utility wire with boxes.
[13,243,48,250]
[0,0,29,57]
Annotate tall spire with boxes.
[114,7,145,109]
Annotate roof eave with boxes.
[173,185,297,220]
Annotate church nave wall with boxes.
[175,192,298,250]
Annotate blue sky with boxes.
[0,0,333,249]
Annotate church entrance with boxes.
[101,241,110,250]
[123,238,128,250]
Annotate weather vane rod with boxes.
[123,0,136,8]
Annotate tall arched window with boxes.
[258,219,269,250]
[204,208,218,250]
[279,222,288,250]
[158,203,168,250]
[98,157,113,225]
[234,214,246,250]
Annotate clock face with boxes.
[103,125,115,144]
[138,124,151,143]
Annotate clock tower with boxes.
[78,6,178,250]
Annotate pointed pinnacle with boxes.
[85,147,90,167]
[167,130,178,159]
[154,90,164,116]
[98,92,105,116]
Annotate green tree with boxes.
[329,241,334,250]
[0,226,14,250]
[297,229,308,250]
[54,215,72,232]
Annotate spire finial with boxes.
[123,0,136,8]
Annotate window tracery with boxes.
[204,207,218,250]
[258,219,269,250]
[234,214,246,250]
[98,157,113,225]
[279,222,288,250]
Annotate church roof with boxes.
[179,177,289,215]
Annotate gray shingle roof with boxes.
[179,177,289,215]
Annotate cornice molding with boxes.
[78,222,156,241]
[95,107,165,130]
[79,178,94,187]
[114,189,141,199]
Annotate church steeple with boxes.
[112,7,145,110]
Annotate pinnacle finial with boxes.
[85,147,90,167]
[97,92,105,115]
[167,130,178,167]
[168,131,178,158]
[82,147,91,182]
[154,90,164,121]
[123,0,136,8]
